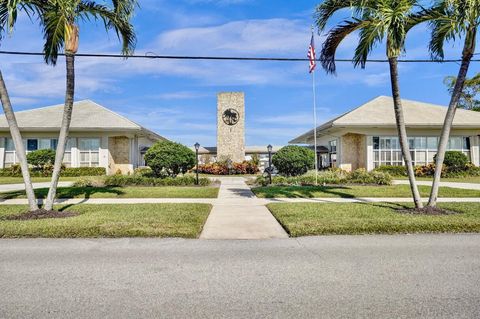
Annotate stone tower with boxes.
[217,92,245,162]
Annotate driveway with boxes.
[1,234,479,318]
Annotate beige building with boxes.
[290,96,480,171]
[0,100,166,174]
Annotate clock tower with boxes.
[217,92,246,162]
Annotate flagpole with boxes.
[311,27,319,186]
[312,63,319,186]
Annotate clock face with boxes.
[222,108,240,126]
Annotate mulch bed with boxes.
[396,206,460,216]
[4,209,79,221]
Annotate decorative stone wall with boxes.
[340,133,366,171]
[217,92,246,163]
[108,136,132,174]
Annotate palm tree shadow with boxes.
[0,187,125,201]
[257,185,356,199]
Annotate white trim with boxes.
[366,136,374,171]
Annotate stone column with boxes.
[217,92,245,163]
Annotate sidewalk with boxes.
[393,179,480,190]
[0,182,73,193]
[199,177,288,240]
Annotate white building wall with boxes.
[0,138,4,168]
[366,136,374,171]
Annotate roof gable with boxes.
[334,96,480,127]
[0,100,142,131]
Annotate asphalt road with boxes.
[1,235,479,319]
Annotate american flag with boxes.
[307,34,317,73]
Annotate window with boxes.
[63,138,74,167]
[78,138,100,167]
[329,140,337,167]
[27,139,38,151]
[373,136,471,168]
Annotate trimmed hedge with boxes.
[144,141,196,177]
[375,162,480,178]
[255,169,392,186]
[103,174,212,187]
[195,160,259,175]
[0,165,106,177]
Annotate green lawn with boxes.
[267,202,480,236]
[252,184,479,198]
[0,176,87,185]
[0,186,220,199]
[0,203,212,238]
[394,176,480,183]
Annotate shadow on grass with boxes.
[253,185,357,199]
[0,186,125,200]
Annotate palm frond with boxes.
[77,1,136,55]
[354,19,383,68]
[320,19,366,74]
[315,0,377,32]
[42,7,67,65]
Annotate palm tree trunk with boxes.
[0,70,39,211]
[44,54,75,211]
[428,30,476,207]
[388,57,423,209]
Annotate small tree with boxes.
[144,141,195,177]
[272,146,315,177]
[27,149,56,170]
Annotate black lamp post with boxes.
[194,142,200,185]
[267,144,273,185]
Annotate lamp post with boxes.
[267,144,273,185]
[194,142,200,185]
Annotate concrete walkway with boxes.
[394,179,480,190]
[0,181,73,193]
[200,177,288,240]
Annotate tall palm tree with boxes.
[41,0,137,210]
[315,0,424,208]
[425,0,479,207]
[0,1,45,211]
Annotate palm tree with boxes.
[425,0,479,207]
[41,0,137,211]
[0,1,45,211]
[315,0,424,208]
[444,73,480,111]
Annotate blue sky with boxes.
[1,0,478,147]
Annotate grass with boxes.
[0,176,88,185]
[0,203,212,238]
[267,202,480,236]
[394,176,480,183]
[0,186,220,199]
[252,184,479,198]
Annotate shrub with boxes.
[26,149,56,168]
[254,169,391,186]
[103,174,211,187]
[436,151,469,172]
[72,176,106,188]
[374,165,407,177]
[272,146,315,177]
[0,166,105,177]
[196,160,259,175]
[134,167,154,177]
[144,141,196,177]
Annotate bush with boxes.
[272,146,315,177]
[437,151,469,172]
[103,174,211,187]
[134,167,154,177]
[0,166,105,177]
[26,149,56,168]
[255,169,392,186]
[195,160,259,175]
[144,141,196,177]
[374,165,407,177]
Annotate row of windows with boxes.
[4,138,101,167]
[373,136,471,167]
